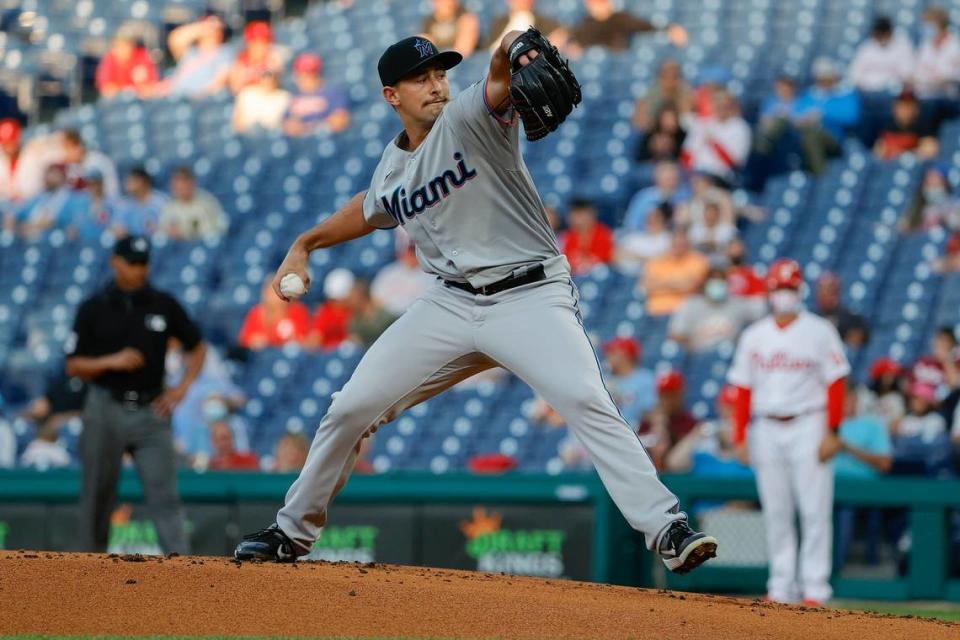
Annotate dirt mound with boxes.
[0,551,955,639]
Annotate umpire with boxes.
[66,235,207,554]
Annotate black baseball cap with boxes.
[114,235,151,264]
[378,37,462,87]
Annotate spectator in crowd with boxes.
[229,21,285,95]
[814,272,870,349]
[752,75,799,161]
[725,237,766,300]
[914,7,960,107]
[207,420,259,471]
[911,326,960,398]
[345,279,397,348]
[61,129,120,199]
[642,227,710,316]
[371,231,435,316]
[559,198,614,275]
[860,357,906,432]
[891,379,951,475]
[111,167,168,237]
[614,205,671,275]
[622,160,688,230]
[602,337,656,428]
[485,0,568,52]
[67,170,114,242]
[689,201,737,259]
[633,59,693,134]
[670,265,758,353]
[283,54,350,137]
[268,433,310,473]
[933,231,960,273]
[233,70,291,134]
[6,164,87,239]
[238,275,312,350]
[848,16,914,93]
[420,0,481,58]
[167,340,246,463]
[790,58,861,175]
[566,0,687,57]
[19,422,71,471]
[681,88,751,186]
[874,90,939,161]
[159,166,227,240]
[665,385,751,476]
[901,164,960,231]
[636,102,687,162]
[163,15,232,98]
[690,65,732,119]
[312,268,355,350]
[832,386,893,569]
[676,171,735,228]
[638,370,698,468]
[95,27,159,99]
[0,118,27,203]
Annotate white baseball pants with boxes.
[749,413,834,603]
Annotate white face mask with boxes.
[769,289,802,316]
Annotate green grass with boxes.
[832,600,960,622]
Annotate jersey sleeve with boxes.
[66,301,95,357]
[362,183,400,230]
[726,328,754,388]
[820,320,851,383]
[443,80,517,151]
[165,294,203,350]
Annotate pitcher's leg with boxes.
[275,290,489,553]
[791,416,834,603]
[750,422,800,603]
[477,280,682,549]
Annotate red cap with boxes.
[293,52,323,74]
[717,384,739,407]
[766,258,803,291]
[869,357,901,381]
[947,233,960,255]
[0,118,21,145]
[603,336,641,362]
[657,370,685,394]
[244,21,272,42]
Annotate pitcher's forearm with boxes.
[297,192,375,252]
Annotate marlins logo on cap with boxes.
[414,38,434,59]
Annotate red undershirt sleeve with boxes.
[827,377,846,430]
[732,385,751,445]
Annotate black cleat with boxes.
[234,523,299,562]
[657,519,718,574]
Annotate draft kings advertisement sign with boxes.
[422,504,594,580]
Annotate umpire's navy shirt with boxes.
[66,282,202,393]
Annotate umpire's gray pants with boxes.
[278,268,683,554]
[79,385,189,554]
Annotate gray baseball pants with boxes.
[277,270,682,553]
[79,385,189,554]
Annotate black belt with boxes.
[108,388,163,406]
[761,408,821,423]
[443,263,546,296]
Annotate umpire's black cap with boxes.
[113,235,151,264]
[378,37,462,87]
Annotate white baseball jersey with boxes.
[727,311,850,416]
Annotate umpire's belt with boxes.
[443,263,546,296]
[109,388,163,406]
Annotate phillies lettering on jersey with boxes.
[380,152,478,224]
[728,311,850,416]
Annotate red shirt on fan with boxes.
[312,301,352,350]
[237,302,312,349]
[560,224,614,275]
[209,451,260,470]
[95,47,158,95]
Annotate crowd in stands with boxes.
[1,1,960,489]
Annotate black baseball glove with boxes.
[508,27,582,141]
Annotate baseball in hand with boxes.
[279,273,308,299]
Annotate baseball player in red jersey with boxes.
[726,258,850,605]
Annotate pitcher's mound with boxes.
[0,551,955,639]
